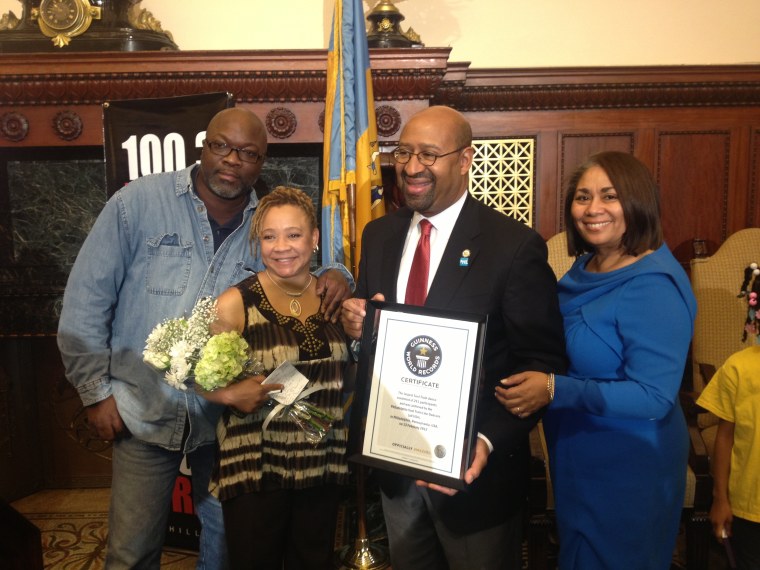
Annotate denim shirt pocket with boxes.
[146,233,193,295]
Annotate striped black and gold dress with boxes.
[212,274,350,502]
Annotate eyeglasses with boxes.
[392,146,467,166]
[203,139,264,164]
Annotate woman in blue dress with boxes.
[496,151,697,569]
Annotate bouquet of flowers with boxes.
[143,298,260,391]
[143,298,334,444]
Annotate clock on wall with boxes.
[32,0,102,47]
[0,0,178,52]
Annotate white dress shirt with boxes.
[396,191,467,302]
[395,191,494,453]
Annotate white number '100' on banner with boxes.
[121,132,205,181]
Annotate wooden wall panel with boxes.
[466,104,759,244]
[34,338,112,489]
[750,129,760,229]
[0,339,44,500]
[656,131,731,261]
[557,133,635,230]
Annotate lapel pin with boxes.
[459,249,471,267]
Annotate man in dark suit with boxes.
[341,105,567,570]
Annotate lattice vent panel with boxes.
[469,138,535,226]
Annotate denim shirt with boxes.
[57,165,264,453]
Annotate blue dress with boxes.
[543,245,697,570]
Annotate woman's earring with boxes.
[313,244,319,253]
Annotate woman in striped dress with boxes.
[201,186,350,570]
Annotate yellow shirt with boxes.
[697,345,760,523]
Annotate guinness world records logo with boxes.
[404,336,442,376]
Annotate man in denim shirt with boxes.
[57,107,351,569]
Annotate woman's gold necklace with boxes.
[265,269,313,317]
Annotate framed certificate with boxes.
[348,301,487,490]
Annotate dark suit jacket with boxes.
[356,195,567,533]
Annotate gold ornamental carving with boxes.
[31,0,102,48]
[128,2,174,42]
[366,0,424,48]
[0,10,21,31]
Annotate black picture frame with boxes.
[348,300,487,490]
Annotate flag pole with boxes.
[335,464,389,569]
[347,182,357,278]
[327,1,388,561]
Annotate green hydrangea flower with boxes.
[194,331,251,391]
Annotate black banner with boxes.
[103,92,234,196]
[166,457,203,552]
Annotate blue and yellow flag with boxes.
[322,0,385,276]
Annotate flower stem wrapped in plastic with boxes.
[284,400,335,446]
[261,369,336,446]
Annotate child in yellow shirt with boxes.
[697,263,760,570]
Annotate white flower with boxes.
[142,297,219,390]
[169,340,193,379]
[165,370,188,391]
[143,349,170,370]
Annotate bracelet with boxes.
[546,372,555,402]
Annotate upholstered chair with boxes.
[688,228,760,456]
[682,228,760,568]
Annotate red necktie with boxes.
[405,219,433,306]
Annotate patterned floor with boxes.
[11,488,728,569]
[11,488,197,569]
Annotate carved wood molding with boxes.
[4,50,759,112]
[0,48,450,107]
[0,111,28,141]
[0,69,450,106]
[451,81,760,112]
[3,51,760,151]
[441,66,760,112]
